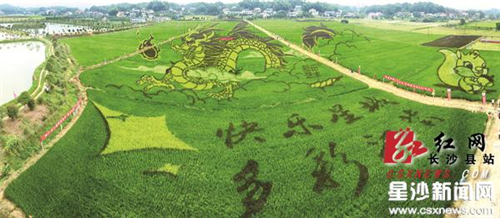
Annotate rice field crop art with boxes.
[136,21,288,100]
[255,19,500,101]
[2,20,490,218]
[61,21,212,67]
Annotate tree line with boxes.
[1,1,499,18]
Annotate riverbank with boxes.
[0,37,52,110]
[0,37,80,187]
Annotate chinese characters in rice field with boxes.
[385,128,494,203]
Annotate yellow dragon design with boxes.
[137,22,287,100]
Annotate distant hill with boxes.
[0,1,499,17]
[362,2,455,15]
[0,4,26,14]
[0,4,78,15]
[485,8,500,14]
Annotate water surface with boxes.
[0,41,46,105]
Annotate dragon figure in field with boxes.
[302,23,336,49]
[137,21,287,100]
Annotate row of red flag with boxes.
[480,39,500,44]
[40,99,83,143]
[383,75,435,93]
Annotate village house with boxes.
[367,12,383,19]
[308,8,319,17]
[241,9,253,16]
[130,17,146,23]
[116,11,126,17]
[288,5,303,17]
[323,11,336,18]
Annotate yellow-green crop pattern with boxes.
[94,102,196,155]
[4,20,488,217]
[471,41,500,51]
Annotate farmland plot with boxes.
[254,19,500,101]
[5,21,487,217]
[61,21,211,67]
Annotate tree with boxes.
[302,11,313,18]
[108,9,118,17]
[0,164,10,179]
[364,2,449,15]
[7,105,18,120]
[304,2,328,13]
[37,97,45,104]
[147,1,168,12]
[239,0,263,9]
[17,91,31,105]
[193,3,222,15]
[496,22,500,31]
[3,136,22,157]
[0,107,6,119]
[460,18,466,25]
[271,0,292,11]
[479,12,485,19]
[274,11,287,18]
[27,98,36,111]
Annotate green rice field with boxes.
[4,20,489,217]
[255,19,500,100]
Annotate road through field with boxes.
[246,19,500,218]
[245,20,493,113]
[1,22,498,217]
[82,36,180,71]
[0,34,184,218]
[453,116,500,218]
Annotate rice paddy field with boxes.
[471,37,500,51]
[255,19,500,100]
[4,20,490,217]
[61,21,209,67]
[462,20,500,30]
[351,19,500,36]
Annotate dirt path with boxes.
[0,34,183,218]
[0,65,88,218]
[246,20,500,217]
[1,22,496,217]
[83,36,181,71]
[452,113,500,218]
[0,91,87,218]
[30,38,54,100]
[0,66,87,217]
[246,20,493,113]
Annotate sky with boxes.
[1,0,497,11]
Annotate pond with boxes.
[1,23,89,36]
[0,41,46,106]
[0,31,22,41]
[26,23,89,36]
